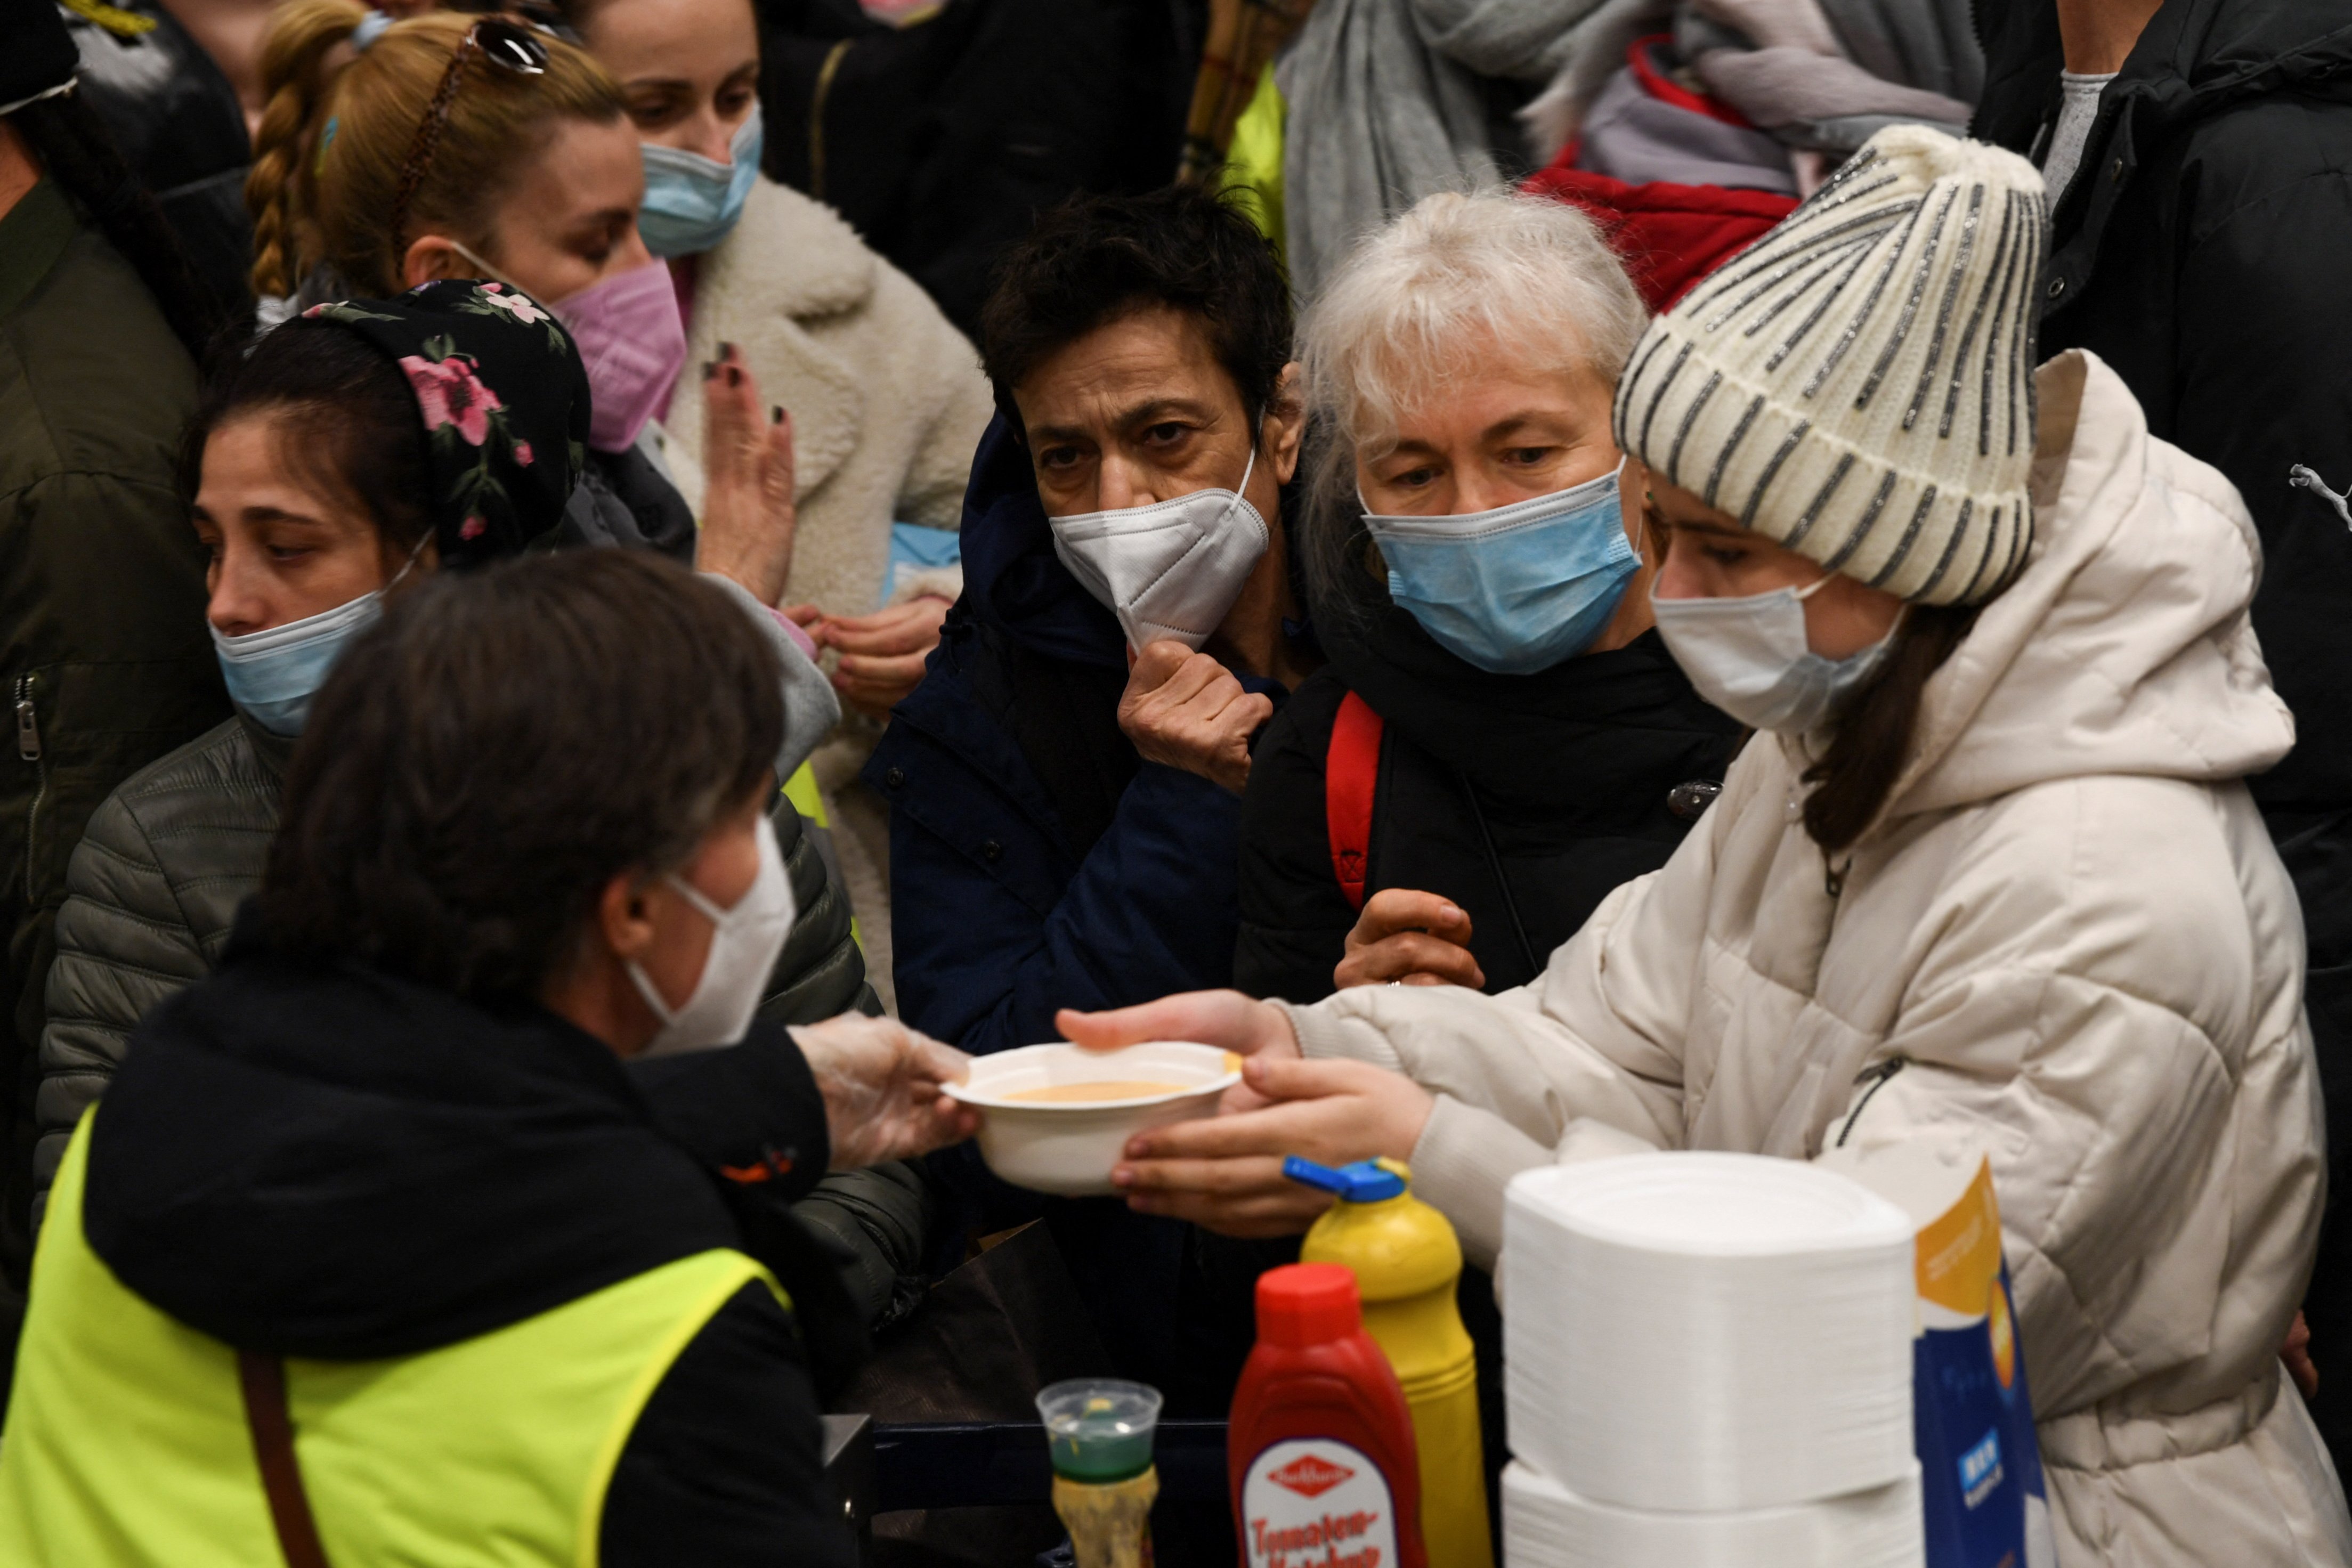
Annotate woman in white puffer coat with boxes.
[1066,128,2352,1562]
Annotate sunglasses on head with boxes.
[387,17,552,263]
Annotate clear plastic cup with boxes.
[1036,1378,1163,1482]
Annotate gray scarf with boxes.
[1277,0,1612,299]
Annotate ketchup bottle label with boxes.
[1240,1438,1400,1568]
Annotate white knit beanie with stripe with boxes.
[1613,126,2049,606]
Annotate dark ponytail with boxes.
[11,90,234,362]
[1801,603,1978,856]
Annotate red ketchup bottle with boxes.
[1229,1263,1427,1568]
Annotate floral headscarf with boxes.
[301,279,591,567]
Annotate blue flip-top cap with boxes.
[1283,1156,1407,1203]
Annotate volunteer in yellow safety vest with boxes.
[0,549,978,1568]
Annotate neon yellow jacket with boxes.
[0,1116,782,1567]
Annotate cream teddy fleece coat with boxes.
[661,178,995,616]
[1280,353,2352,1565]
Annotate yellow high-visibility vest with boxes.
[0,1114,783,1567]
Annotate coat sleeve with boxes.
[1233,676,1358,1004]
[700,574,843,779]
[890,761,1249,1057]
[1276,746,1761,1268]
[600,1281,858,1568]
[34,786,214,1221]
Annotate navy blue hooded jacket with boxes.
[866,418,1273,1056]
[863,419,1293,1408]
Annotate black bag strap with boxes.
[1455,767,1540,981]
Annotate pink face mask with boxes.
[553,259,688,452]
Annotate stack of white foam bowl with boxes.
[1500,1152,1924,1567]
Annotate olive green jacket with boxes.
[34,714,926,1326]
[1,178,229,1282]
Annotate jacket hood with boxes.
[2112,0,2352,123]
[958,415,1129,671]
[1868,350,2294,823]
[2085,0,2352,236]
[79,933,745,1359]
[1322,605,1737,817]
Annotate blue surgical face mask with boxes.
[638,106,763,258]
[210,540,428,736]
[1361,459,1638,675]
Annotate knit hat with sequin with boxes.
[1614,125,2048,605]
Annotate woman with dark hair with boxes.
[31,282,925,1324]
[0,547,977,1564]
[1070,128,2352,1562]
[247,0,796,568]
[0,0,238,1294]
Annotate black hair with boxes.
[180,319,436,562]
[11,91,233,362]
[979,184,1295,435]
[258,549,786,1001]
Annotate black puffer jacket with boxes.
[1236,606,1739,1004]
[1975,0,2352,820]
[32,714,921,1325]
[1973,0,2352,1467]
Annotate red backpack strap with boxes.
[1325,690,1384,912]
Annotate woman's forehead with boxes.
[1358,352,1609,447]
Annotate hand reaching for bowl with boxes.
[1109,1057,1435,1237]
[1058,990,1299,1111]
[788,1013,978,1168]
[1056,990,1435,1234]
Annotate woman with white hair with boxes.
[1236,189,1740,1006]
[1077,127,2351,1560]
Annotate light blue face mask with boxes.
[1361,459,1638,676]
[210,540,428,736]
[638,106,764,258]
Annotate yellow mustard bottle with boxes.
[1288,1156,1492,1568]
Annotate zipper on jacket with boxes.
[1823,852,1853,898]
[16,672,47,903]
[1456,766,1541,981]
[1834,1056,1908,1148]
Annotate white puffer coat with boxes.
[1281,352,2352,1564]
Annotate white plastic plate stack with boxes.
[1503,1459,1925,1566]
[1500,1152,1923,1567]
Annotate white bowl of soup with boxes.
[945,1042,1242,1197]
